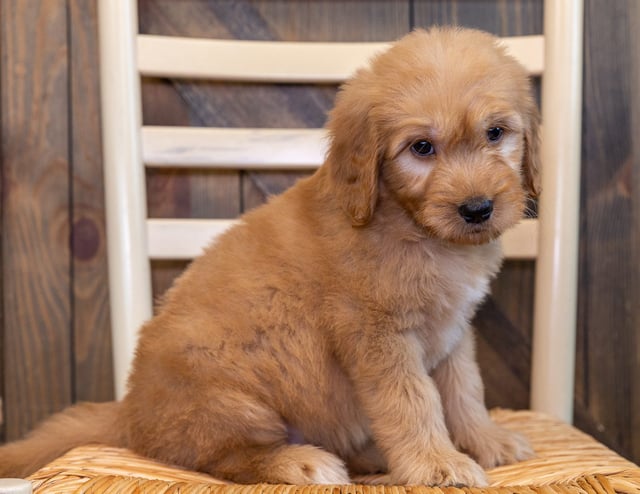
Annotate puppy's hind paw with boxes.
[269,445,350,485]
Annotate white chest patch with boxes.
[419,249,496,370]
[463,275,490,308]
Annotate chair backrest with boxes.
[98,0,583,422]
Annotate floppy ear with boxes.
[325,77,382,226]
[522,98,542,198]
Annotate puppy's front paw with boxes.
[391,451,487,487]
[463,424,534,469]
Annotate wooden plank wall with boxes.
[1,0,74,440]
[0,0,638,464]
[576,0,640,459]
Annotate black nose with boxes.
[458,198,494,224]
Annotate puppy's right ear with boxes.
[325,76,381,226]
[522,96,542,198]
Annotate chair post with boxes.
[98,0,152,400]
[531,0,584,422]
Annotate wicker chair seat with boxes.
[27,410,640,494]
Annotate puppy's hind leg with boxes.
[131,385,350,485]
[212,443,350,484]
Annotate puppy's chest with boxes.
[385,245,498,364]
[392,244,494,307]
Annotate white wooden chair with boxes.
[25,1,640,493]
[98,0,580,422]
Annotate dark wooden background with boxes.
[1,0,638,464]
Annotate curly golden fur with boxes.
[0,27,539,486]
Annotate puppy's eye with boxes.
[487,127,504,142]
[410,140,435,157]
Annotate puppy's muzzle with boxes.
[458,197,494,224]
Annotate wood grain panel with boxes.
[151,260,191,307]
[139,0,238,39]
[629,0,640,463]
[243,172,312,212]
[576,0,638,460]
[69,0,114,403]
[0,0,73,440]
[413,0,543,35]
[475,331,529,411]
[251,1,410,42]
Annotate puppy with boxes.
[0,27,538,486]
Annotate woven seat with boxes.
[28,410,640,494]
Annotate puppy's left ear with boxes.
[325,74,382,226]
[522,98,542,198]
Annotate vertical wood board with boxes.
[69,0,114,403]
[575,0,639,459]
[1,0,73,440]
[629,0,640,463]
[413,0,543,35]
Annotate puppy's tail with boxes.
[0,401,123,478]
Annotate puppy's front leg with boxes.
[349,331,486,486]
[431,329,534,468]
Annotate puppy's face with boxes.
[327,28,540,244]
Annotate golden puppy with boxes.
[0,27,538,486]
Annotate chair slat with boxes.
[137,34,543,82]
[498,35,544,76]
[502,218,539,259]
[147,219,233,260]
[138,35,388,83]
[142,128,551,170]
[142,127,326,169]
[147,218,538,261]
